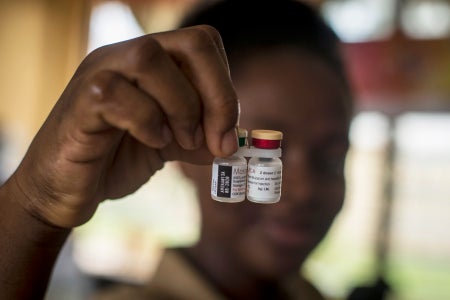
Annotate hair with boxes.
[179,0,351,96]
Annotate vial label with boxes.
[211,164,247,199]
[247,165,282,201]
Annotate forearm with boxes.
[0,178,70,299]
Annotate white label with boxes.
[247,165,282,200]
[211,163,247,199]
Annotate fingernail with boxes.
[161,124,172,146]
[221,128,238,156]
[236,100,241,126]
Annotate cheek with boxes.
[200,203,267,260]
[330,176,346,207]
[317,177,346,224]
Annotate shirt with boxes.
[91,249,325,300]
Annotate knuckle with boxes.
[125,37,165,70]
[84,70,123,103]
[197,24,221,39]
[74,44,113,77]
[87,43,110,60]
[182,26,217,52]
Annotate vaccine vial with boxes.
[211,128,248,202]
[247,130,283,204]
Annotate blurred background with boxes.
[0,0,450,299]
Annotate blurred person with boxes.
[0,1,352,299]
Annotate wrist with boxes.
[0,176,70,299]
[0,176,70,240]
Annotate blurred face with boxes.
[182,47,350,279]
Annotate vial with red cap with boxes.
[211,128,248,202]
[247,130,283,204]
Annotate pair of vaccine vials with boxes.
[211,128,283,204]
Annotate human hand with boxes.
[8,25,239,228]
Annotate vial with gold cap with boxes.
[247,130,283,204]
[211,128,248,202]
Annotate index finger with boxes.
[153,25,239,157]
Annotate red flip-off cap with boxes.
[251,130,283,149]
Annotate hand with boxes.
[7,25,239,228]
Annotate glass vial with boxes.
[211,128,248,203]
[247,130,283,204]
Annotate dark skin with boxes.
[0,25,239,299]
[181,48,350,300]
[0,24,350,299]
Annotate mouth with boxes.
[261,217,316,251]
